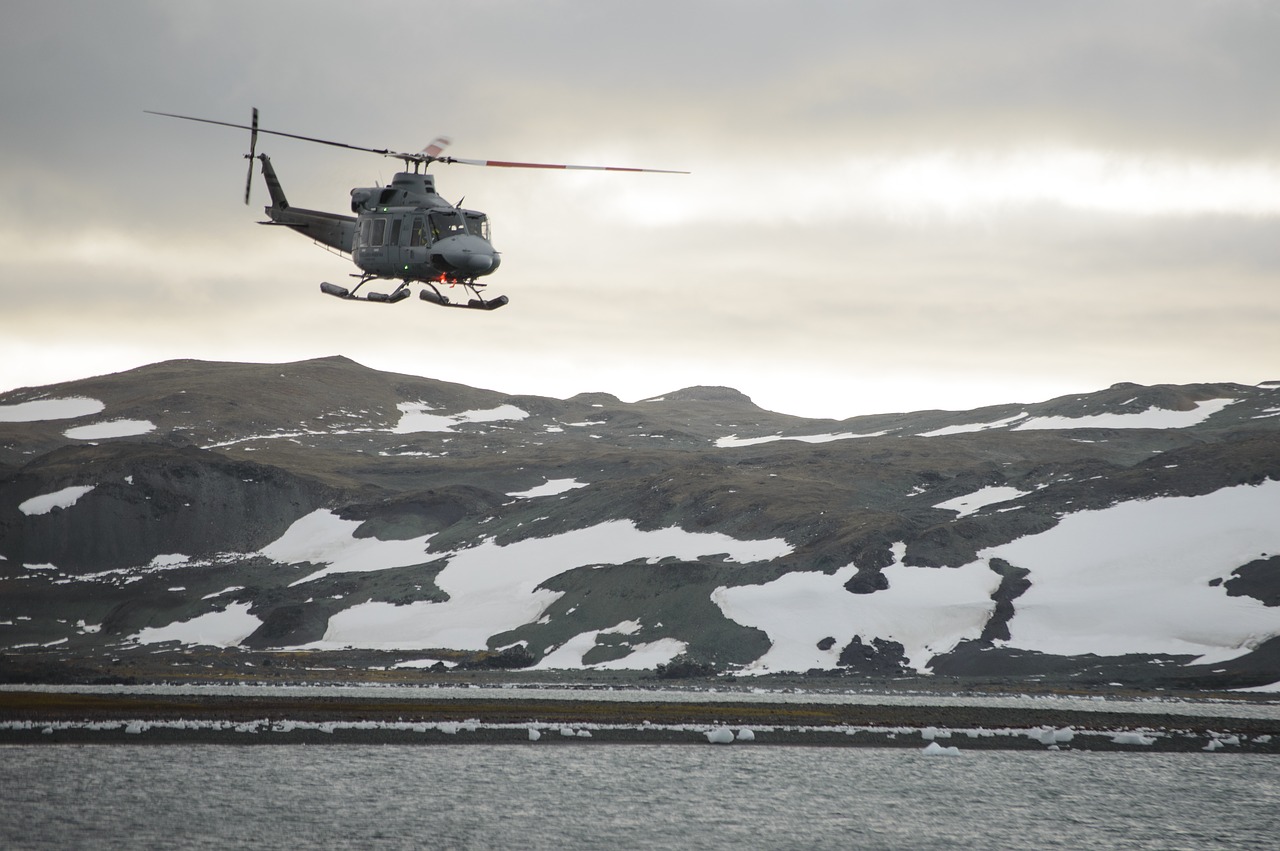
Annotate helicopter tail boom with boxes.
[255,154,357,254]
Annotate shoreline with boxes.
[3,688,1277,752]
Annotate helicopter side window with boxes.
[389,218,403,246]
[371,218,387,246]
[464,214,490,240]
[429,211,466,240]
[358,218,372,246]
[410,216,429,247]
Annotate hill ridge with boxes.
[2,358,1278,689]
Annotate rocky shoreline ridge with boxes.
[3,684,1277,753]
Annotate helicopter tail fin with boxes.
[257,153,289,210]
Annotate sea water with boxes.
[2,745,1276,850]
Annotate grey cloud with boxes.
[3,1,1279,414]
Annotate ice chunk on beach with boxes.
[922,742,961,756]
[705,727,735,744]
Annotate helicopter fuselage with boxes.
[254,154,507,308]
[347,171,501,283]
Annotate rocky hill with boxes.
[2,356,1278,689]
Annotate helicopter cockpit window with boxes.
[371,218,387,246]
[410,216,429,247]
[429,211,466,241]
[464,213,491,240]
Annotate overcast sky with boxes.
[3,0,1278,418]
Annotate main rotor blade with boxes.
[147,110,396,158]
[147,110,688,173]
[441,156,688,174]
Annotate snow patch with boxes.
[262,510,435,586]
[933,486,1030,517]
[64,419,156,440]
[0,397,104,422]
[508,478,589,498]
[393,402,529,434]
[1233,680,1280,693]
[391,658,458,669]
[19,486,95,516]
[533,621,686,671]
[1013,398,1235,431]
[715,431,888,448]
[131,602,261,648]
[713,543,1000,673]
[314,520,792,651]
[917,413,1028,437]
[990,479,1280,663]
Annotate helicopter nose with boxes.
[431,236,499,276]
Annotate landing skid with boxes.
[320,281,410,303]
[319,279,507,310]
[419,286,509,311]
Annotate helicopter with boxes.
[146,109,686,310]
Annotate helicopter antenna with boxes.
[243,107,259,205]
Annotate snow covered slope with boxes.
[2,358,1278,688]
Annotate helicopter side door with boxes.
[406,215,431,275]
[353,214,393,275]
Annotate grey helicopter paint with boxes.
[147,109,685,311]
[258,160,502,307]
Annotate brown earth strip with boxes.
[2,690,1276,752]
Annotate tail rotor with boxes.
[243,107,259,205]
